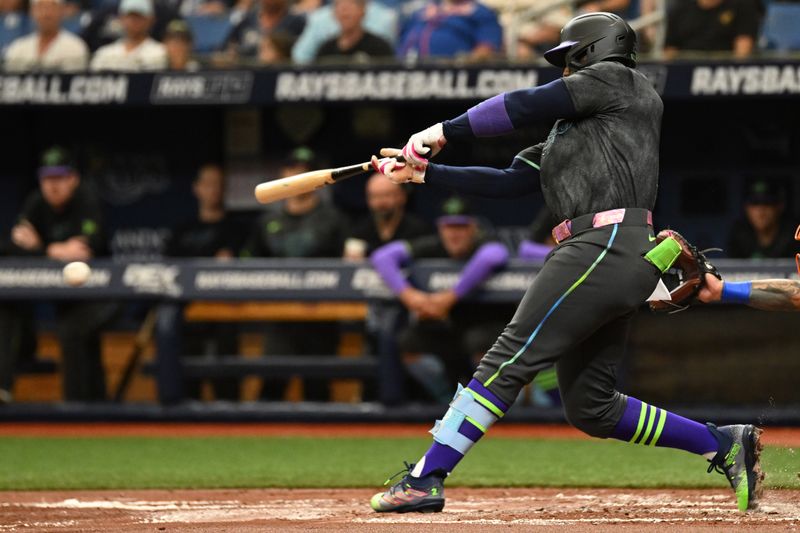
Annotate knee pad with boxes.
[429,384,503,454]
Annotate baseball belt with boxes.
[552,208,653,244]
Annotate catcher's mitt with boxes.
[649,229,721,313]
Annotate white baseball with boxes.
[63,261,91,287]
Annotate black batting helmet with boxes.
[544,12,637,71]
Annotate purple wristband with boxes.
[453,242,509,298]
[720,281,751,304]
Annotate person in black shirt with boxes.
[0,146,112,403]
[314,0,394,64]
[664,0,759,58]
[344,173,431,260]
[242,148,350,401]
[371,197,511,403]
[165,163,242,400]
[727,180,798,259]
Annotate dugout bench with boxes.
[1,257,797,407]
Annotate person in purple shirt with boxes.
[371,196,510,402]
[397,0,503,61]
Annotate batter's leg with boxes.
[557,313,763,512]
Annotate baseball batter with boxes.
[369,13,763,514]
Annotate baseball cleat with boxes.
[370,462,445,513]
[706,423,764,511]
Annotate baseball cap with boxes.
[165,19,193,41]
[119,0,153,16]
[283,146,317,168]
[745,180,783,205]
[38,146,75,179]
[437,196,474,226]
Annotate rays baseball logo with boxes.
[122,263,182,297]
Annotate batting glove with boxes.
[402,123,446,167]
[371,148,425,184]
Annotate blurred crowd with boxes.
[0,145,795,405]
[1,0,798,72]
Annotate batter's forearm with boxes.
[748,280,800,311]
[426,158,540,198]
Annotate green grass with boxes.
[0,436,797,491]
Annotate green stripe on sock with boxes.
[648,408,667,446]
[464,388,504,418]
[638,405,657,444]
[629,401,648,444]
[465,416,487,433]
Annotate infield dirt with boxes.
[2,487,800,532]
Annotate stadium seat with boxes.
[761,2,800,51]
[184,15,233,54]
[0,13,31,55]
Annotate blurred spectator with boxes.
[0,146,112,403]
[164,163,241,400]
[180,0,230,17]
[228,0,304,58]
[292,0,397,64]
[517,206,556,260]
[314,0,393,63]
[4,0,89,72]
[258,29,293,63]
[481,0,571,59]
[89,0,167,71]
[241,147,349,401]
[398,0,503,62]
[0,0,25,14]
[370,196,510,402]
[163,18,199,70]
[727,180,798,259]
[344,173,431,260]
[664,0,759,59]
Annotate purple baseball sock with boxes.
[610,396,718,455]
[414,379,509,477]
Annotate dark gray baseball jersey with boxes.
[540,61,663,221]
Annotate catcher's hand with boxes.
[649,229,721,313]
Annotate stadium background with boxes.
[0,0,799,529]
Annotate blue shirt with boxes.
[398,1,502,59]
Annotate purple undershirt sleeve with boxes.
[453,242,509,298]
[370,240,413,295]
[517,240,553,261]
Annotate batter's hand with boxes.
[371,149,425,184]
[403,123,446,167]
[698,273,723,303]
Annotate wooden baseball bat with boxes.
[254,156,405,204]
